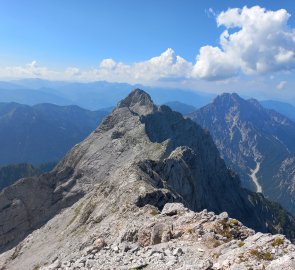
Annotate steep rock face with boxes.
[189,93,295,214]
[0,89,295,269]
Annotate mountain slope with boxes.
[189,93,295,214]
[261,100,295,122]
[0,89,295,269]
[164,101,196,114]
[0,102,108,165]
[0,164,42,191]
[0,162,57,192]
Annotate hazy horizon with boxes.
[1,1,295,103]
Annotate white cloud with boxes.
[0,5,294,91]
[276,81,287,90]
[99,59,117,69]
[1,61,58,79]
[193,6,295,80]
[86,48,193,84]
[0,49,193,84]
[65,67,81,77]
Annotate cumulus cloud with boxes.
[1,61,57,79]
[193,6,295,80]
[65,67,81,77]
[0,49,193,84]
[1,6,294,88]
[276,81,287,90]
[89,48,193,83]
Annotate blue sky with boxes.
[1,0,295,102]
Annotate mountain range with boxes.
[0,79,213,110]
[0,89,295,270]
[189,93,295,214]
[0,102,108,165]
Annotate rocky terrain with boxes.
[38,203,295,270]
[189,93,295,214]
[0,89,295,270]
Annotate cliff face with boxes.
[0,89,295,269]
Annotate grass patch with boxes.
[212,239,221,247]
[150,209,159,216]
[271,237,284,247]
[67,202,84,227]
[229,219,239,226]
[238,241,245,247]
[212,252,220,259]
[249,249,274,261]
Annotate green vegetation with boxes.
[214,219,238,241]
[249,249,274,261]
[271,237,284,247]
[150,208,160,216]
[67,202,84,227]
[249,192,295,239]
[238,241,245,247]
[212,239,222,247]
[229,219,239,226]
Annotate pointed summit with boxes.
[116,88,157,115]
[212,93,244,106]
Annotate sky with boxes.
[1,0,295,102]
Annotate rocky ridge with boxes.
[32,204,295,269]
[0,89,295,270]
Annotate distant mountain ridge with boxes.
[0,102,108,165]
[164,101,196,114]
[261,100,295,122]
[189,93,295,214]
[0,79,213,110]
[0,162,57,192]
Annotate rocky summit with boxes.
[0,89,295,270]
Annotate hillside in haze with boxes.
[261,100,295,122]
[0,162,56,192]
[164,101,196,114]
[0,79,213,110]
[189,93,295,214]
[0,163,41,191]
[0,102,108,165]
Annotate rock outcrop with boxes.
[38,203,295,270]
[0,89,295,270]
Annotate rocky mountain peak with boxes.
[116,88,157,115]
[190,93,295,214]
[1,89,295,270]
[213,93,243,106]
